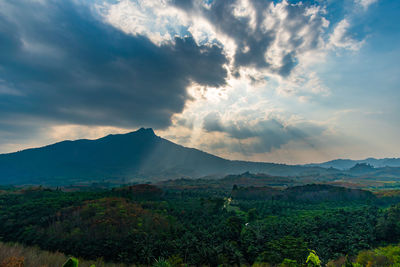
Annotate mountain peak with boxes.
[136,127,155,136]
[101,128,156,141]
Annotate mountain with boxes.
[0,128,334,185]
[305,157,400,170]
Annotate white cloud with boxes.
[232,0,256,31]
[275,70,330,98]
[259,1,328,75]
[101,0,189,45]
[329,19,365,51]
[355,0,378,10]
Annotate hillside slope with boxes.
[0,128,332,185]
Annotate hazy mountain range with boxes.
[0,128,399,185]
[306,158,400,170]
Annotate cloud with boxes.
[0,0,228,131]
[172,0,329,77]
[276,70,330,98]
[203,112,224,132]
[0,0,385,164]
[203,112,325,153]
[355,0,378,10]
[101,0,365,100]
[329,19,364,51]
[102,0,189,46]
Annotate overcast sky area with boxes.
[0,0,399,164]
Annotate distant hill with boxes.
[157,171,300,191]
[0,128,334,185]
[231,184,375,202]
[305,157,400,170]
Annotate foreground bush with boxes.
[0,243,129,267]
[327,244,400,267]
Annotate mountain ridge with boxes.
[305,157,400,170]
[1,128,399,186]
[0,128,335,185]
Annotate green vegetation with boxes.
[306,250,321,266]
[0,242,127,267]
[62,257,79,267]
[0,183,400,266]
[327,244,400,266]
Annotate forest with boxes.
[1,183,400,266]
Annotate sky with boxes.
[0,0,399,164]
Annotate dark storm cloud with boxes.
[203,113,325,153]
[172,0,326,76]
[0,119,44,144]
[0,0,228,129]
[202,112,224,132]
[0,115,53,153]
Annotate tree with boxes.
[152,258,172,267]
[279,258,298,267]
[226,216,245,241]
[62,257,79,267]
[256,236,309,265]
[306,250,321,267]
[376,204,400,242]
[247,208,258,222]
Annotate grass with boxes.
[0,242,134,267]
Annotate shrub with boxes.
[62,258,79,267]
[306,250,321,267]
[0,256,24,267]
